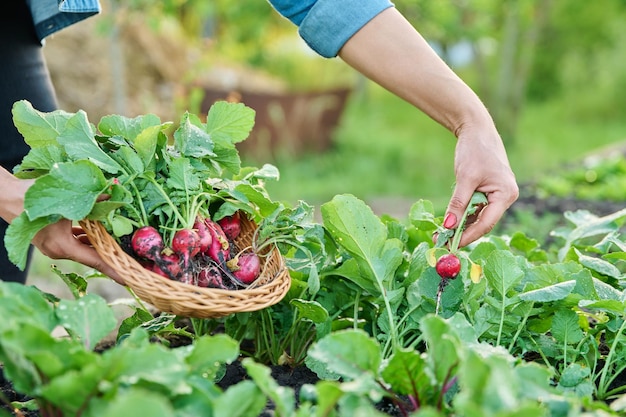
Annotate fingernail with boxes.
[443,213,456,229]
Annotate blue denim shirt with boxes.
[268,0,394,58]
[27,0,394,58]
[26,0,101,42]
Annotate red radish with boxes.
[172,229,201,284]
[197,264,224,288]
[172,229,202,260]
[436,253,461,279]
[218,212,241,240]
[229,252,261,284]
[193,216,212,253]
[151,263,170,278]
[131,226,164,262]
[205,220,230,263]
[154,251,182,280]
[179,273,194,285]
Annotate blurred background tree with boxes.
[394,0,626,142]
[66,0,626,137]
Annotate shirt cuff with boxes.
[299,0,394,58]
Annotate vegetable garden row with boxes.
[1,101,625,416]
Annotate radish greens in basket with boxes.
[6,100,323,289]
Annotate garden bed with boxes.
[0,336,407,417]
[3,100,626,416]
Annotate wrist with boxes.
[451,102,497,139]
[0,168,29,223]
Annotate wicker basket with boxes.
[79,217,291,318]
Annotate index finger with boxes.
[456,195,508,247]
[68,242,126,285]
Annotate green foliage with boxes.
[3,193,626,415]
[0,281,247,417]
[533,155,626,202]
[5,98,626,415]
[6,99,281,271]
[528,0,626,103]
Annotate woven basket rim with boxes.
[79,217,291,318]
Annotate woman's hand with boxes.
[444,123,519,247]
[31,219,125,285]
[1,167,125,285]
[338,7,519,245]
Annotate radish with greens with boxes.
[193,216,213,254]
[172,229,202,283]
[218,211,241,240]
[205,220,231,263]
[131,226,164,262]
[154,251,182,280]
[197,264,225,288]
[435,253,461,279]
[228,251,261,285]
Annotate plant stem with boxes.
[353,291,360,330]
[449,208,471,253]
[508,302,533,352]
[125,286,151,313]
[597,317,626,399]
[370,268,398,356]
[143,176,187,226]
[529,335,555,371]
[448,191,487,252]
[436,364,458,411]
[496,295,506,347]
[127,180,149,226]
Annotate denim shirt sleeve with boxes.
[26,0,101,42]
[268,0,394,58]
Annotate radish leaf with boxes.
[13,145,65,178]
[97,113,162,140]
[4,213,61,270]
[57,294,118,350]
[24,160,108,221]
[205,101,255,144]
[166,157,201,192]
[307,329,381,380]
[133,124,163,169]
[174,113,216,158]
[57,112,122,174]
[12,100,74,148]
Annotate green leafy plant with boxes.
[303,314,598,416]
[314,193,486,359]
[0,281,245,417]
[3,194,626,416]
[3,99,626,414]
[6,99,281,282]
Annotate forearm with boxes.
[338,8,493,137]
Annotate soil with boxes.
[509,193,626,219]
[217,360,319,416]
[0,367,38,417]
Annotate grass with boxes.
[255,81,626,216]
